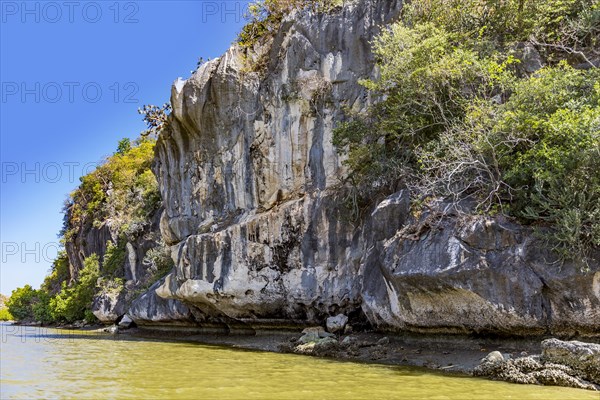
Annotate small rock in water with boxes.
[72,320,85,328]
[326,314,348,333]
[315,337,338,351]
[301,326,324,335]
[298,332,319,344]
[308,327,334,337]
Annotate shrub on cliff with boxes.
[497,65,600,264]
[238,0,342,48]
[333,22,516,199]
[40,251,71,295]
[49,254,100,323]
[333,0,599,267]
[102,240,127,277]
[403,0,598,66]
[65,137,160,240]
[0,308,14,321]
[138,103,171,138]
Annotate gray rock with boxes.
[295,336,340,356]
[86,0,600,336]
[72,320,85,328]
[299,326,335,343]
[341,335,357,347]
[298,332,320,344]
[118,315,134,329]
[128,278,195,327]
[147,0,405,329]
[326,314,348,333]
[314,336,339,352]
[482,351,505,364]
[92,290,126,324]
[475,342,600,391]
[301,326,333,337]
[514,42,544,73]
[361,214,600,336]
[541,339,600,384]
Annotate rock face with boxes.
[361,214,600,336]
[92,290,126,324]
[65,204,165,323]
[145,0,404,328]
[475,340,600,391]
[542,339,600,384]
[127,0,600,336]
[128,279,195,327]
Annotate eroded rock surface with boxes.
[475,340,600,391]
[129,279,195,327]
[126,0,600,336]
[542,339,600,384]
[144,0,404,328]
[362,214,600,336]
[67,206,166,323]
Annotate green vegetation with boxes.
[138,103,171,137]
[6,285,39,321]
[116,138,132,155]
[66,136,160,241]
[142,240,175,284]
[8,132,166,323]
[4,254,97,324]
[238,0,342,48]
[49,254,100,323]
[40,251,71,295]
[0,308,14,321]
[333,0,599,267]
[237,0,342,72]
[102,240,127,277]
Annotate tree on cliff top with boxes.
[238,0,343,48]
[138,103,171,138]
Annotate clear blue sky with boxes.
[0,0,251,295]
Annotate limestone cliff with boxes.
[64,204,164,323]
[121,0,600,336]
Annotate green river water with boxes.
[0,323,597,399]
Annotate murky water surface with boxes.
[0,323,597,399]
